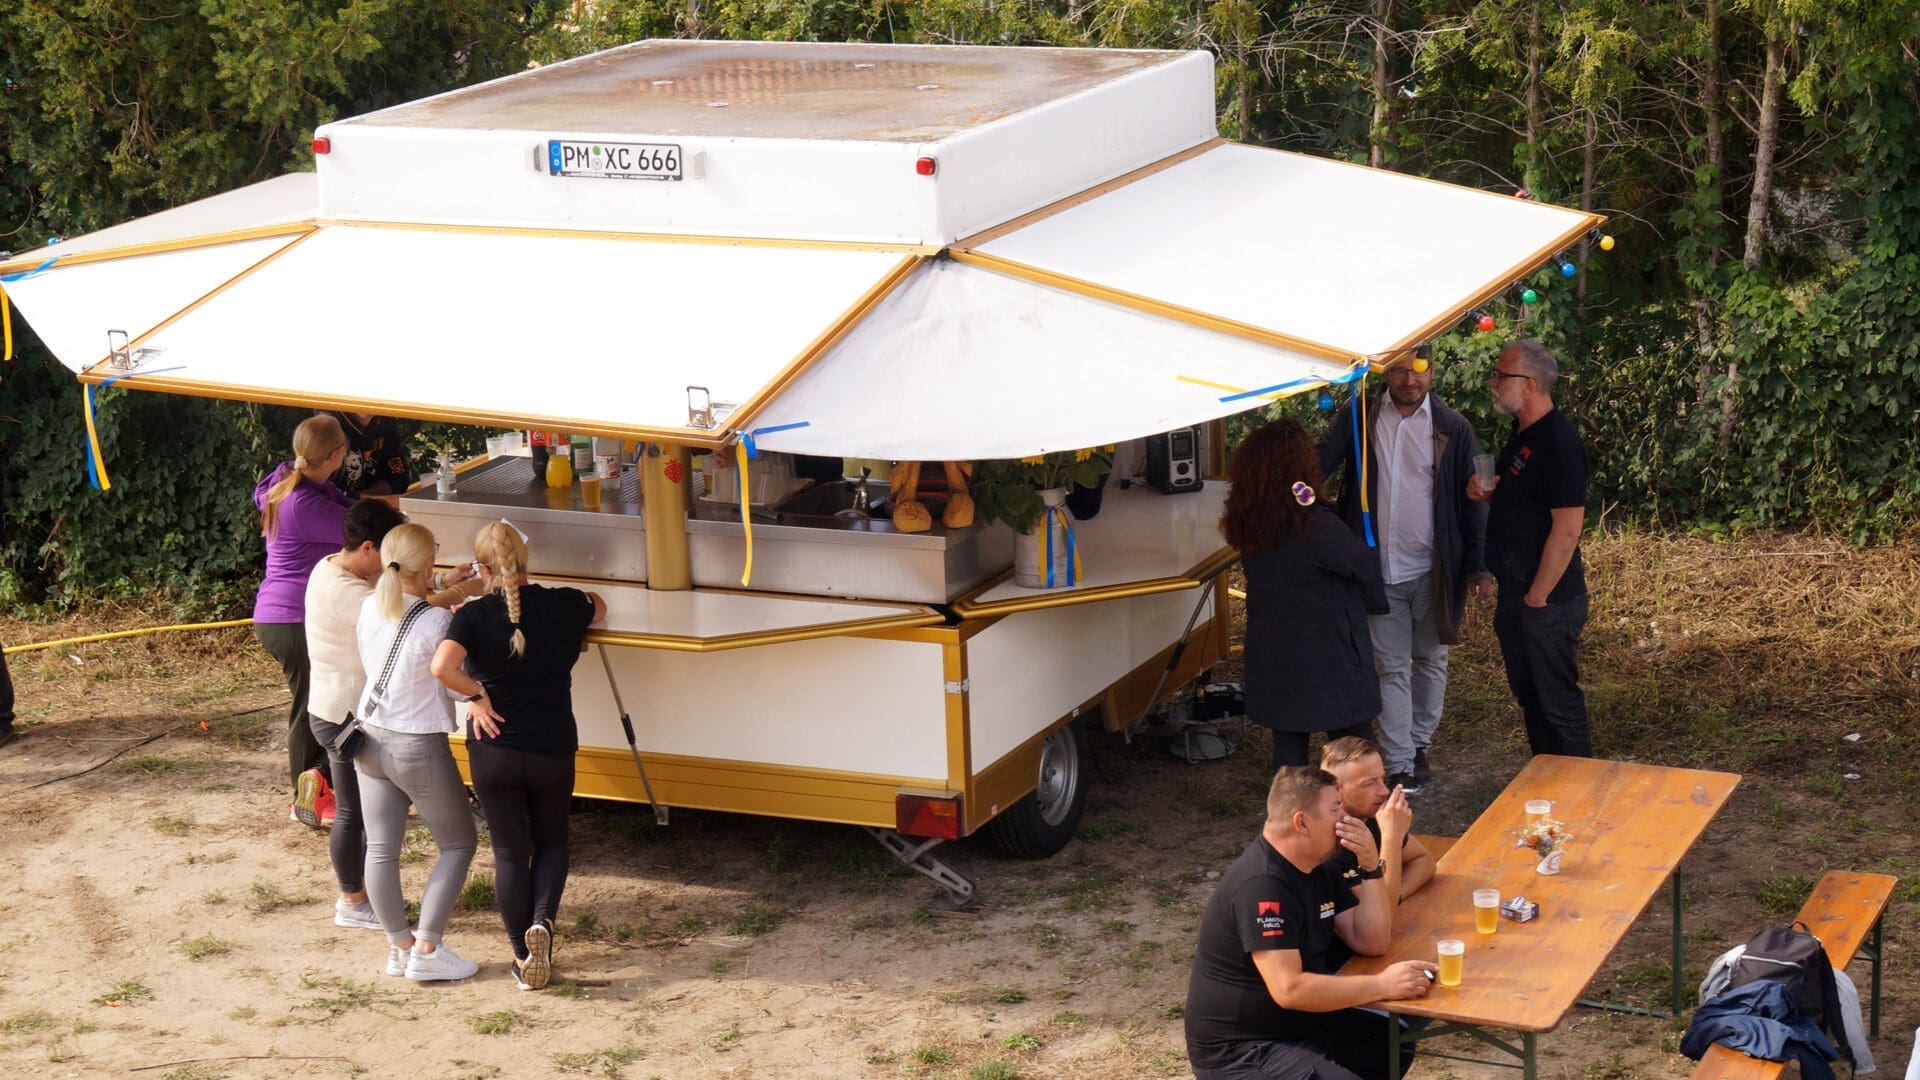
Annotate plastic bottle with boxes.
[545,448,574,489]
[529,430,550,472]
[571,434,594,475]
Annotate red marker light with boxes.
[915,157,936,177]
[311,137,331,155]
[1476,314,1496,332]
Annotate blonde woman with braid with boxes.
[254,413,353,811]
[433,522,605,990]
[353,523,480,982]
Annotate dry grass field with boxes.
[0,530,1914,1079]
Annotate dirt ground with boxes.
[0,558,1913,1079]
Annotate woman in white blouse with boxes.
[353,522,480,982]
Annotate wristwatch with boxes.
[1355,858,1385,881]
[463,692,485,703]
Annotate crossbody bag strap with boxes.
[368,600,432,700]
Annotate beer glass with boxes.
[1474,889,1500,935]
[1436,939,1465,987]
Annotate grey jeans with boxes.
[1368,575,1448,776]
[355,726,477,946]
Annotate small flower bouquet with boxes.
[1515,817,1571,875]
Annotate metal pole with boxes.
[1522,1032,1536,1080]
[598,644,668,824]
[1870,913,1883,1038]
[1671,868,1685,1016]
[1388,1019,1401,1077]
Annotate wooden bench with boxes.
[1689,870,1896,1080]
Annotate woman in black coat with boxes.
[1223,419,1388,773]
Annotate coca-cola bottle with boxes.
[529,430,550,476]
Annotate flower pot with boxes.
[1013,488,1077,588]
[1535,848,1563,875]
[1065,467,1111,521]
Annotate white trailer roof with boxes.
[0,40,1603,462]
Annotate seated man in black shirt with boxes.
[1321,736,1435,903]
[1185,767,1435,1080]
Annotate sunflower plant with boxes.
[968,447,1113,534]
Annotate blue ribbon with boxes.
[1043,504,1079,588]
[0,256,59,283]
[1350,380,1376,549]
[740,421,811,461]
[1216,361,1366,404]
[83,365,187,492]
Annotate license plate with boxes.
[546,140,683,181]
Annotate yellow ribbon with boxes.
[83,383,113,491]
[737,448,753,587]
[2,285,13,362]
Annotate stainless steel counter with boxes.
[400,456,1010,603]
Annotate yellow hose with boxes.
[2,618,254,655]
[1228,587,1246,600]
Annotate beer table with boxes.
[1341,755,1740,1078]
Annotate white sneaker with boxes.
[384,944,409,977]
[335,899,382,930]
[405,941,478,982]
[519,922,552,990]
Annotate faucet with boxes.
[851,467,872,512]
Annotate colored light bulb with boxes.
[1412,357,1430,374]
[1317,392,1335,411]
[1521,288,1539,304]
[1476,314,1496,332]
[1559,261,1577,278]
[1599,234,1615,251]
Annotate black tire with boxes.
[986,718,1091,858]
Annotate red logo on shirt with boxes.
[1258,901,1281,917]
[1255,900,1286,938]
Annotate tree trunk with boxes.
[1240,41,1255,143]
[1577,106,1597,302]
[1524,2,1544,190]
[1370,0,1395,169]
[1695,0,1727,415]
[1742,34,1784,271]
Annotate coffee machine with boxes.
[1145,426,1203,493]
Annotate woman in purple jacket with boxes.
[254,414,355,800]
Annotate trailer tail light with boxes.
[915,156,936,176]
[312,137,332,155]
[895,792,962,839]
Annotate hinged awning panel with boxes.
[748,259,1353,461]
[88,225,913,440]
[2,174,316,272]
[4,236,304,374]
[968,143,1602,358]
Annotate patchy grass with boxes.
[0,1009,57,1035]
[971,1063,1021,1080]
[91,979,154,1007]
[244,880,313,915]
[180,935,233,961]
[552,1040,645,1075]
[458,876,496,911]
[1755,872,1818,917]
[151,815,193,836]
[120,755,198,777]
[911,1045,955,1065]
[472,1009,520,1035]
[288,976,413,1023]
[1001,1031,1042,1052]
[728,908,778,936]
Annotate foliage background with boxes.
[2,2,1916,610]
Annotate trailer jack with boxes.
[865,828,978,911]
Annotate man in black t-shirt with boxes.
[1185,767,1435,1079]
[330,412,412,498]
[1467,340,1592,757]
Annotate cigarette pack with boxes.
[1499,896,1539,922]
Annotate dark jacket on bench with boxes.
[1681,981,1839,1080]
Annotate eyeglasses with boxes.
[1490,371,1534,383]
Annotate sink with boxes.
[773,479,892,520]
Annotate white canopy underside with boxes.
[4,144,1596,459]
[748,259,1349,460]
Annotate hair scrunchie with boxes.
[388,561,401,572]
[1292,481,1316,507]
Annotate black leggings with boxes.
[469,740,575,960]
[1270,721,1377,775]
[307,713,365,894]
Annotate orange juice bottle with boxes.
[545,447,574,489]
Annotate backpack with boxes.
[1727,922,1850,1064]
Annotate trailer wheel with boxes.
[987,718,1090,858]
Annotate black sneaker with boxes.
[1389,771,1423,794]
[1413,748,1434,786]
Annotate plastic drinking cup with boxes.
[1474,452,1498,489]
[1474,889,1501,934]
[1526,799,1552,824]
[1436,939,1465,986]
[579,471,602,510]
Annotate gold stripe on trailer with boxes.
[949,544,1236,619]
[448,738,942,829]
[0,222,317,275]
